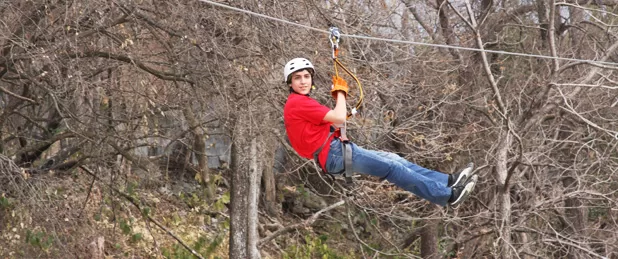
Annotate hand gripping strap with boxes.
[331,76,349,99]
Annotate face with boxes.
[289,70,312,95]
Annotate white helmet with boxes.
[283,58,314,82]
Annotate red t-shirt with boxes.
[284,93,336,170]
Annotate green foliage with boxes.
[297,184,309,198]
[360,242,383,255]
[588,207,608,221]
[102,195,111,205]
[283,234,349,259]
[25,230,54,251]
[213,191,230,212]
[439,237,454,258]
[55,187,67,196]
[142,207,151,217]
[0,195,14,210]
[70,168,80,179]
[221,218,230,230]
[118,217,144,244]
[126,181,138,198]
[161,234,224,259]
[179,192,202,208]
[179,187,229,213]
[120,219,132,235]
[170,213,183,226]
[131,233,143,243]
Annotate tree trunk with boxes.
[568,5,584,58]
[182,105,214,199]
[402,0,438,42]
[421,219,439,259]
[557,124,589,258]
[562,173,588,259]
[435,0,461,60]
[229,133,249,259]
[536,0,549,47]
[263,146,279,216]
[496,131,512,258]
[247,137,262,259]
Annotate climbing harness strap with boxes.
[313,126,335,169]
[341,140,354,184]
[312,126,354,184]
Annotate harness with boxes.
[312,26,364,185]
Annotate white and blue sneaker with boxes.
[449,174,478,207]
[448,162,474,187]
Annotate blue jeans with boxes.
[325,138,452,206]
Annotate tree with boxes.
[2,0,618,258]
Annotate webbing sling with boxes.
[327,26,360,185]
[341,140,353,184]
[329,27,364,119]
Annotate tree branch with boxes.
[63,51,194,83]
[0,85,37,104]
[257,200,345,247]
[462,0,507,116]
[400,0,438,42]
[564,0,618,6]
[11,132,75,164]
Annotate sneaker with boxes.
[449,174,478,207]
[448,162,474,187]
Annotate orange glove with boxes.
[331,75,349,99]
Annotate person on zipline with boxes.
[282,58,477,207]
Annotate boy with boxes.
[282,58,477,206]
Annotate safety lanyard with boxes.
[329,26,364,141]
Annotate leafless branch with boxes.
[257,200,345,247]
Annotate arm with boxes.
[323,92,347,125]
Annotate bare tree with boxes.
[2,0,618,258]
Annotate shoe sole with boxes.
[450,175,478,207]
[451,162,474,187]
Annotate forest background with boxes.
[1,0,617,258]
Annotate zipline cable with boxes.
[196,0,618,67]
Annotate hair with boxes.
[286,68,314,85]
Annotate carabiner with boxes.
[329,26,340,58]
